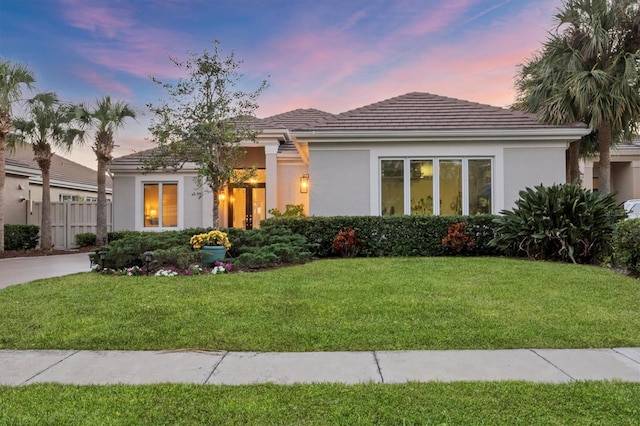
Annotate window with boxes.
[143,183,178,228]
[380,158,492,216]
[59,194,86,202]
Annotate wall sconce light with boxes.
[143,250,153,276]
[18,184,25,190]
[218,193,226,202]
[300,174,309,193]
[19,196,26,202]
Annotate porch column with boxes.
[265,144,279,217]
[580,159,594,190]
[632,161,640,199]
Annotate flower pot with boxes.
[200,245,227,266]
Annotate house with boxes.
[109,92,590,231]
[580,138,640,204]
[4,145,112,225]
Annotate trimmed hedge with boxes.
[261,215,500,258]
[4,225,39,250]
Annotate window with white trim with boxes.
[380,158,492,216]
[143,182,178,228]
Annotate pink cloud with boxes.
[78,70,133,98]
[256,0,561,117]
[57,0,191,80]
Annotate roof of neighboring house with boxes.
[293,92,588,132]
[6,145,112,189]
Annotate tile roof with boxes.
[298,92,587,131]
[259,108,336,130]
[6,145,112,188]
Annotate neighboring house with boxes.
[4,145,112,225]
[580,138,640,204]
[109,92,590,231]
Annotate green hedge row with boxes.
[4,225,39,250]
[261,215,501,258]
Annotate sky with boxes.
[1,0,564,170]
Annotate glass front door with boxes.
[229,185,266,229]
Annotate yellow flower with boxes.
[189,230,231,250]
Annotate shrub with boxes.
[152,246,200,271]
[4,225,39,250]
[333,229,363,257]
[442,222,474,253]
[91,229,202,270]
[262,215,500,258]
[613,218,640,275]
[230,226,312,269]
[75,232,96,247]
[490,183,626,264]
[268,204,305,218]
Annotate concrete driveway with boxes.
[0,253,92,289]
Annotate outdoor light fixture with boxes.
[98,250,107,270]
[144,250,153,276]
[218,193,226,202]
[300,174,309,193]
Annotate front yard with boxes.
[1,257,639,424]
[0,257,638,351]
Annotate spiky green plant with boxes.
[490,183,626,264]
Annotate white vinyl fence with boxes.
[27,202,113,249]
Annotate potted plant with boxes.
[190,230,231,265]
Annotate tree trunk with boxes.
[597,120,612,195]
[39,157,53,250]
[0,131,6,253]
[566,139,581,183]
[96,156,108,247]
[211,185,220,229]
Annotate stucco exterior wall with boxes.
[308,148,371,216]
[4,175,30,224]
[182,175,204,228]
[276,162,309,215]
[112,176,136,231]
[503,146,566,210]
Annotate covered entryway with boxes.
[228,183,266,229]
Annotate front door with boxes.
[229,184,266,229]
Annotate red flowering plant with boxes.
[442,222,474,253]
[333,228,364,257]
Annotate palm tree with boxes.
[76,96,135,247]
[10,93,84,250]
[514,0,640,194]
[0,59,35,252]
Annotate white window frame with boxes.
[137,177,183,231]
[379,157,493,216]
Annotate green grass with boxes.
[1,382,639,425]
[1,257,638,351]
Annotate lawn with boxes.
[0,257,638,351]
[2,257,639,424]
[0,382,638,425]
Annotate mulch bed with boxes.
[0,246,96,260]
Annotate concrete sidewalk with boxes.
[1,348,639,386]
[0,252,92,289]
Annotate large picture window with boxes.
[380,158,492,216]
[143,183,178,228]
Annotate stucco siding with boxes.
[4,175,29,224]
[309,148,370,216]
[503,146,566,209]
[276,162,309,215]
[182,176,203,228]
[113,176,135,231]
